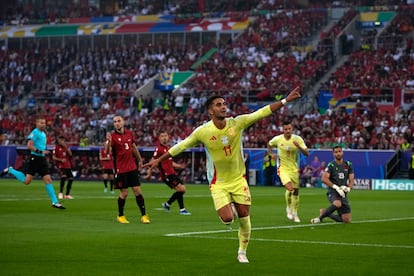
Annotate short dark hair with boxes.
[205,95,224,111]
[332,145,342,150]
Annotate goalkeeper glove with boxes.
[332,184,345,198]
[341,186,351,193]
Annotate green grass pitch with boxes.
[0,179,413,275]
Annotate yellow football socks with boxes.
[291,195,299,215]
[238,216,251,252]
[285,190,292,210]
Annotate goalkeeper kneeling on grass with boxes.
[311,145,354,224]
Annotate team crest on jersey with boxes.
[220,136,229,145]
[118,138,121,141]
[228,127,235,136]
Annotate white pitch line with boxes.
[0,196,116,201]
[172,235,414,249]
[165,217,414,237]
[164,217,414,249]
[0,194,211,201]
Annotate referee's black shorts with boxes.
[26,155,50,177]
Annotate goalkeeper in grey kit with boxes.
[311,145,354,224]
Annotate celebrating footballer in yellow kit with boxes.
[144,86,302,263]
[268,121,309,223]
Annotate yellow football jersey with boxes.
[268,134,307,173]
[169,105,272,185]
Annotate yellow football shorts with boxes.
[278,169,299,189]
[210,178,251,210]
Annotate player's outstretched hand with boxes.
[143,159,159,170]
[285,86,302,103]
[333,184,345,198]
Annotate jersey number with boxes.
[223,145,232,156]
[338,172,345,179]
[124,143,130,150]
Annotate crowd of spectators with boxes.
[38,42,204,104]
[322,5,414,101]
[2,0,399,26]
[177,7,330,103]
[376,4,414,48]
[0,42,76,108]
[324,46,414,96]
[0,39,208,145]
[0,0,303,26]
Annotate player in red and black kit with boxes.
[145,131,191,215]
[52,136,74,199]
[105,115,149,224]
[99,147,114,193]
